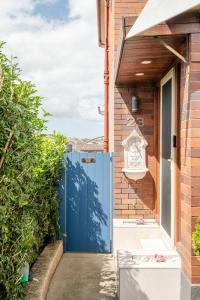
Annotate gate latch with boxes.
[81,158,96,163]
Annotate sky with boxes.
[0,0,104,138]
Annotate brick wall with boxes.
[109,0,147,153]
[113,85,157,218]
[114,0,147,49]
[179,58,192,281]
[107,0,200,285]
[179,33,200,283]
[110,0,156,218]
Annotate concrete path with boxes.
[46,253,118,300]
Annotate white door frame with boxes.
[160,67,177,246]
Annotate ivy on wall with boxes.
[192,217,200,260]
[0,42,68,299]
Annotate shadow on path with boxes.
[46,253,118,300]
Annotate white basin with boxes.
[122,168,148,180]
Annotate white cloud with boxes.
[0,0,104,128]
[0,0,34,16]
[69,0,97,20]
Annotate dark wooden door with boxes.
[161,78,172,237]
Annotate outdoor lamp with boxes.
[131,95,139,113]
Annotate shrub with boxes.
[0,42,68,299]
[192,216,200,260]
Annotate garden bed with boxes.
[25,241,63,300]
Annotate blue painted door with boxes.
[59,152,113,253]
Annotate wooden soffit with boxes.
[115,12,200,85]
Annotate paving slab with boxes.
[46,253,118,300]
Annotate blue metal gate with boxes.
[59,152,113,253]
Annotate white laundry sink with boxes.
[117,249,181,300]
[113,219,181,300]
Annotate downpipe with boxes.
[104,0,110,152]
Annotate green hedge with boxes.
[0,42,68,299]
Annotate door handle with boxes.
[173,135,177,148]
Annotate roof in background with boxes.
[69,137,104,152]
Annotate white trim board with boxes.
[160,68,177,246]
[126,0,200,39]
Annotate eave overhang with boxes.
[97,0,105,47]
[115,12,200,86]
[127,0,200,39]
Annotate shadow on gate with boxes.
[66,159,108,252]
